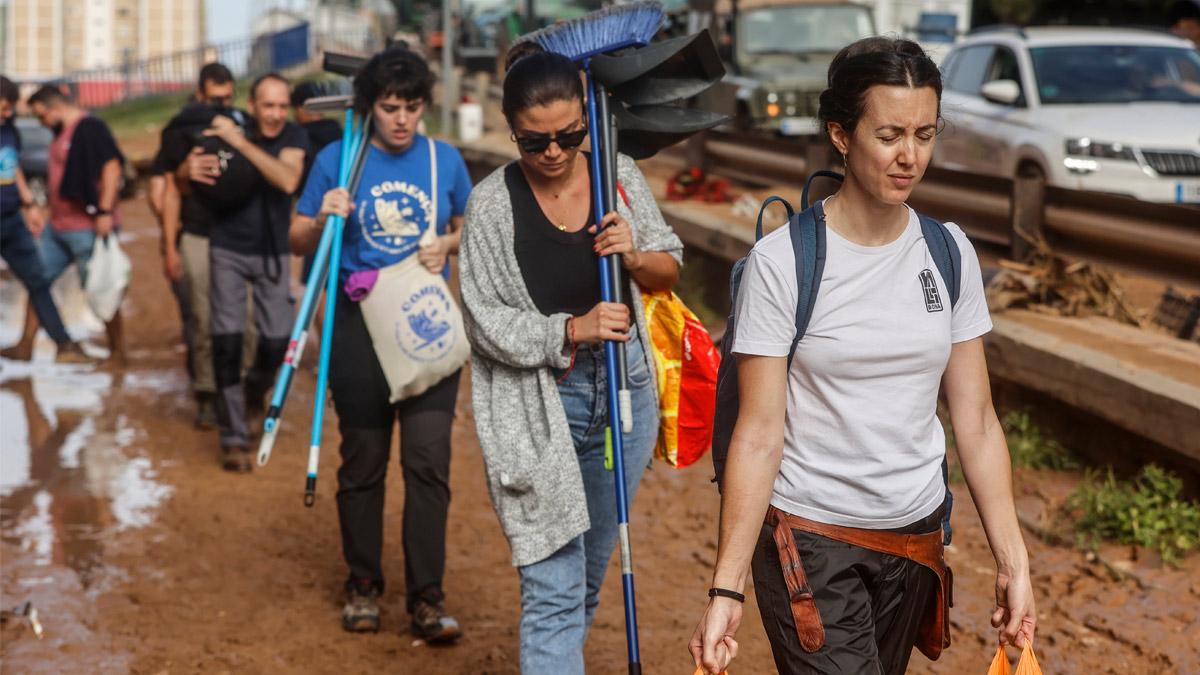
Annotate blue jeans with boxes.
[1,212,72,345]
[37,227,97,287]
[518,329,658,675]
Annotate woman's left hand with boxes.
[590,211,641,271]
[418,234,449,275]
[993,567,1037,647]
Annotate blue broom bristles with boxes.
[523,1,664,63]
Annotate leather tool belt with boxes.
[765,505,953,660]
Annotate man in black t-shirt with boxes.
[179,72,309,472]
[152,62,259,431]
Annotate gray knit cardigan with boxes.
[460,153,684,567]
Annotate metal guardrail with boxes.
[682,131,1200,289]
[24,27,380,110]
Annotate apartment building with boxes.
[3,0,207,80]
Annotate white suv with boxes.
[933,26,1200,204]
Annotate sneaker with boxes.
[221,445,252,473]
[194,394,218,430]
[410,589,461,644]
[55,342,96,364]
[343,580,381,633]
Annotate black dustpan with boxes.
[612,103,729,159]
[590,30,725,106]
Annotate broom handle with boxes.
[588,72,642,674]
[258,109,360,467]
[305,114,372,507]
[596,80,634,435]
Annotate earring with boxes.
[842,152,848,165]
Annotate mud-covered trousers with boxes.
[327,291,460,612]
[751,506,942,675]
[209,247,293,448]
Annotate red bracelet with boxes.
[557,316,577,383]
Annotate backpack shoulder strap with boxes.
[918,213,961,309]
[756,196,794,241]
[787,203,827,366]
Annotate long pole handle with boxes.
[305,115,372,507]
[588,71,641,671]
[258,110,360,466]
[595,85,634,435]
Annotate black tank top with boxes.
[506,160,635,318]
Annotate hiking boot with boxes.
[410,589,461,644]
[221,445,252,473]
[54,342,96,364]
[194,394,218,430]
[343,580,381,633]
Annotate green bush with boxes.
[1001,410,1079,471]
[1067,465,1200,566]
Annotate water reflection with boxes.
[1,292,171,588]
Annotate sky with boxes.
[207,0,310,45]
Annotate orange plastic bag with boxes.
[987,644,1011,675]
[1015,641,1043,675]
[988,641,1042,675]
[642,289,720,468]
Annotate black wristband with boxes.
[708,587,745,603]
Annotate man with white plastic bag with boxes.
[5,85,127,363]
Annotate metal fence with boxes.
[38,24,382,110]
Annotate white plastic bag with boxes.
[84,235,131,322]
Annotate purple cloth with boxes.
[343,269,379,301]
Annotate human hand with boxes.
[418,234,449,275]
[317,188,354,228]
[202,115,244,147]
[589,211,641,270]
[574,302,631,344]
[185,147,221,186]
[993,569,1036,647]
[163,246,184,283]
[95,213,114,238]
[24,205,45,237]
[688,597,742,675]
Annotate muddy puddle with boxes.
[1,273,172,671]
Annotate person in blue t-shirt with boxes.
[0,76,91,363]
[290,47,472,644]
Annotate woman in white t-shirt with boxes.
[690,37,1037,675]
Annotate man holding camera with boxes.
[180,72,308,472]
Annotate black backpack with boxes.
[710,171,962,544]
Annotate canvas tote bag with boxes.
[359,137,470,402]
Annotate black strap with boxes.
[708,587,746,603]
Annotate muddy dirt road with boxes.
[2,196,1198,674]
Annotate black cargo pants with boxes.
[751,507,943,675]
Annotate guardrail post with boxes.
[1010,165,1046,262]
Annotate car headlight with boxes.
[1065,138,1135,161]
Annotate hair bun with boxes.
[505,41,546,72]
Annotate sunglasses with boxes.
[513,127,589,155]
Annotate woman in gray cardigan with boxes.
[459,48,683,674]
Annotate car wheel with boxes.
[1010,163,1045,262]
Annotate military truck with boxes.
[695,0,876,136]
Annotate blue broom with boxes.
[525,4,663,673]
[258,107,366,468]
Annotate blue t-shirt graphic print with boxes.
[296,134,473,284]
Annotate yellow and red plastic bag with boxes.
[642,289,720,468]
